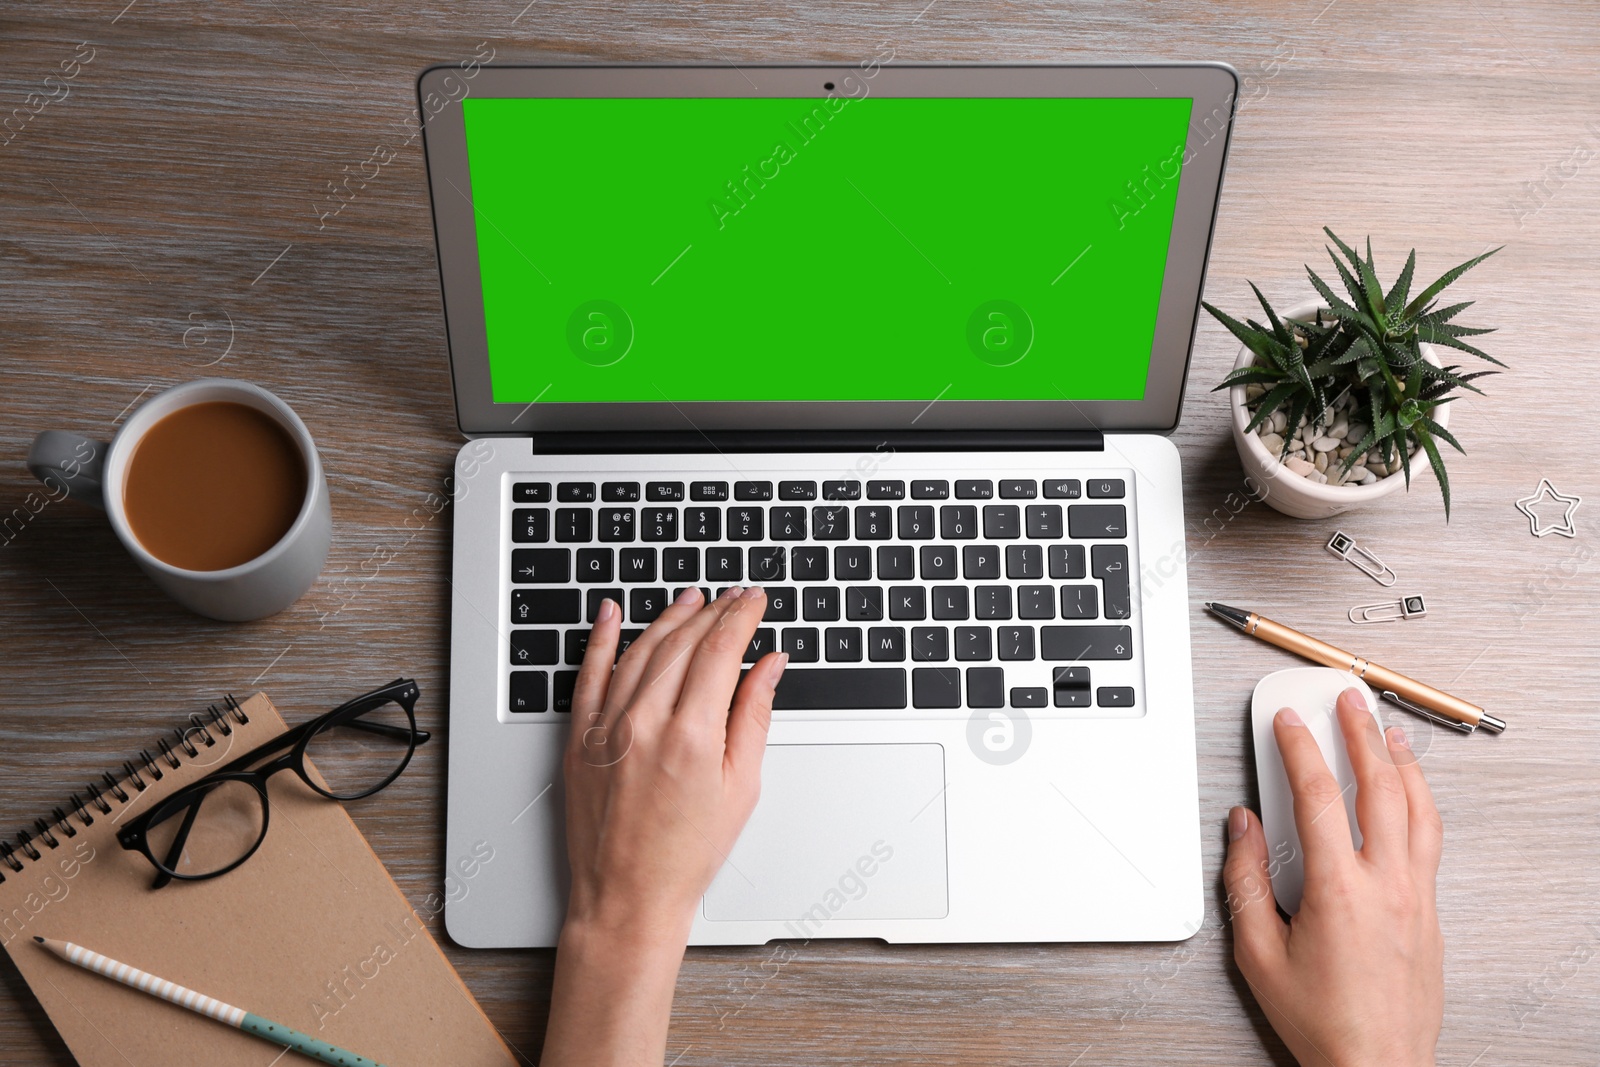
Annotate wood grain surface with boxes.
[2,2,1597,1064]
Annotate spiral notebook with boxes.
[0,692,518,1067]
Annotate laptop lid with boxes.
[419,64,1237,438]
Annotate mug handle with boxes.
[27,431,108,509]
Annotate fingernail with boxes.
[597,598,616,622]
[742,584,765,599]
[719,585,742,600]
[1228,806,1248,841]
[675,586,700,605]
[1389,726,1410,749]
[776,652,790,671]
[1278,707,1303,727]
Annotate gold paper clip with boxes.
[1349,594,1426,624]
[1325,530,1397,586]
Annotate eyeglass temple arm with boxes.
[151,794,205,890]
[346,717,430,744]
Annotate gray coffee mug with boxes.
[26,379,331,622]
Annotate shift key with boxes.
[1041,625,1134,660]
[1092,544,1131,619]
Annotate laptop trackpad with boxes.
[704,744,948,924]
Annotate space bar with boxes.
[766,668,907,710]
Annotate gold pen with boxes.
[1205,602,1506,735]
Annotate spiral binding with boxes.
[0,695,251,884]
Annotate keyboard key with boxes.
[813,505,850,539]
[771,667,905,709]
[1044,479,1082,499]
[846,586,884,621]
[920,545,957,580]
[1017,585,1055,619]
[1069,504,1128,539]
[509,671,547,712]
[511,588,581,624]
[999,480,1037,499]
[558,482,596,503]
[1054,665,1091,707]
[867,480,905,500]
[691,481,729,501]
[975,585,1012,620]
[510,630,559,665]
[597,508,635,542]
[911,626,949,661]
[728,507,764,540]
[1061,585,1099,620]
[983,505,1020,540]
[1041,626,1133,660]
[1092,544,1132,620]
[1006,544,1043,579]
[911,480,949,499]
[552,671,577,712]
[932,586,969,620]
[555,508,592,542]
[782,626,819,662]
[940,505,978,539]
[744,627,777,663]
[779,480,817,501]
[955,626,992,661]
[888,586,927,620]
[791,546,828,581]
[1011,686,1047,708]
[854,505,892,539]
[673,586,713,605]
[868,626,906,661]
[877,545,914,580]
[1098,686,1136,707]
[764,587,798,622]
[684,507,721,541]
[735,481,773,501]
[834,546,872,580]
[663,548,698,582]
[615,629,645,658]
[770,506,808,540]
[1049,543,1087,579]
[619,548,656,582]
[631,588,669,622]
[602,481,640,502]
[898,505,935,540]
[512,509,550,543]
[641,508,678,542]
[955,480,994,499]
[646,481,685,502]
[587,588,622,622]
[748,546,785,582]
[566,628,590,665]
[822,480,861,500]
[1025,504,1064,539]
[826,627,863,661]
[997,626,1035,660]
[512,482,552,503]
[912,667,961,708]
[511,548,570,583]
[803,587,840,621]
[1087,478,1126,499]
[962,545,1001,579]
[705,548,741,582]
[967,667,1005,708]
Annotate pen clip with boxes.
[1380,690,1475,734]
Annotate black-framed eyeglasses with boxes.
[117,678,429,888]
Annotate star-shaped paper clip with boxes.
[1515,479,1581,538]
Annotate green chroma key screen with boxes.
[461,95,1192,404]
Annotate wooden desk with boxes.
[2,3,1595,1063]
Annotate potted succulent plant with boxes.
[1206,228,1502,520]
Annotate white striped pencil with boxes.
[34,937,386,1067]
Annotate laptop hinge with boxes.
[528,430,1105,455]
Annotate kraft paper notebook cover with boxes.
[0,692,517,1067]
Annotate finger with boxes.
[1274,707,1356,885]
[673,587,768,735]
[600,585,716,726]
[1222,806,1288,983]
[626,586,744,724]
[1387,725,1444,883]
[725,650,785,785]
[568,596,621,759]
[1335,688,1408,869]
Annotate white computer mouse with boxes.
[1250,667,1382,914]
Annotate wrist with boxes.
[559,900,695,964]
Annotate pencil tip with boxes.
[33,936,43,943]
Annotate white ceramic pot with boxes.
[1229,300,1450,520]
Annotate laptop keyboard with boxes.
[503,471,1142,719]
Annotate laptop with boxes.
[420,63,1236,947]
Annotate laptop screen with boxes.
[459,95,1192,407]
